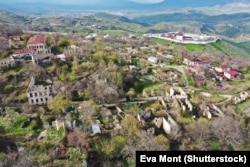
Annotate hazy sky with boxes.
[5,0,165,4]
[129,0,164,3]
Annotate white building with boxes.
[12,49,36,58]
[27,35,50,54]
[148,56,158,64]
[214,65,231,73]
[0,58,15,70]
[176,35,183,41]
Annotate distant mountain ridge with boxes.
[133,12,250,25]
[0,0,250,15]
[0,10,29,24]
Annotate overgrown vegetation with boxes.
[1,9,250,167]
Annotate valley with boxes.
[0,2,250,167]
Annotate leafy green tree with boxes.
[78,100,98,124]
[121,115,141,140]
[154,134,170,147]
[67,148,87,166]
[48,94,71,115]
[51,45,62,55]
[57,39,71,48]
[93,51,104,62]
[126,88,135,100]
[97,136,127,160]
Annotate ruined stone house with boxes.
[0,57,15,70]
[26,76,54,105]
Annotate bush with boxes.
[46,127,65,141]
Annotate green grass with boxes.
[135,79,158,94]
[46,127,65,141]
[102,30,129,35]
[0,12,27,24]
[185,44,207,52]
[236,41,250,55]
[209,40,250,59]
[0,110,44,137]
[210,41,225,53]
[131,58,140,65]
[241,67,250,75]
[187,74,194,86]
[237,99,250,115]
[153,37,169,45]
[208,141,220,150]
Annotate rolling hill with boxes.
[0,10,30,24]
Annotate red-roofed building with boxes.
[224,70,240,80]
[12,49,36,58]
[183,57,211,68]
[27,35,45,44]
[214,64,231,73]
[27,35,50,54]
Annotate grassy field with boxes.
[209,40,250,59]
[0,11,29,24]
[187,74,195,87]
[237,99,250,116]
[209,41,225,53]
[236,41,250,55]
[102,30,131,36]
[134,79,161,94]
[185,44,207,52]
[153,37,169,45]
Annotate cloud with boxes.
[129,0,164,4]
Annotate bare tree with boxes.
[181,118,211,150]
[3,149,38,167]
[67,127,89,151]
[209,116,245,148]
[122,131,168,162]
[88,79,119,104]
[78,100,98,124]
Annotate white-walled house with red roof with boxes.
[27,35,50,54]
[12,48,36,58]
[224,70,241,80]
[183,57,211,68]
[214,64,231,73]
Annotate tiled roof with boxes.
[226,70,240,76]
[27,35,45,44]
[176,32,184,36]
[219,64,230,69]
[199,59,210,63]
[13,49,36,54]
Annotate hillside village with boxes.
[0,26,250,167]
[144,32,219,44]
